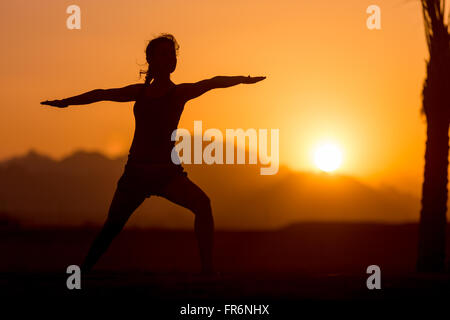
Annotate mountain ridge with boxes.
[0,149,420,229]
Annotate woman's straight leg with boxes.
[81,185,147,272]
[159,175,215,274]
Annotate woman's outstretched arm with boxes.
[178,75,266,103]
[40,83,144,108]
[212,75,266,88]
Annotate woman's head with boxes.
[141,33,179,84]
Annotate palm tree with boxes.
[417,0,450,272]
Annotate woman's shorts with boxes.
[116,161,188,198]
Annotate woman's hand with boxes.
[40,99,69,108]
[242,75,266,84]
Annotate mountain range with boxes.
[0,149,420,229]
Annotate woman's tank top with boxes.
[126,83,185,166]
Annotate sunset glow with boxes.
[314,142,343,172]
[0,0,433,196]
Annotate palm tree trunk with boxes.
[417,116,449,272]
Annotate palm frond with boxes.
[420,0,450,117]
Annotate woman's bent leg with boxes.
[81,186,146,272]
[159,175,215,274]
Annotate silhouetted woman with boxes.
[41,33,265,275]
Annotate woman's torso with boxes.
[126,83,185,166]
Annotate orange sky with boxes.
[0,0,439,197]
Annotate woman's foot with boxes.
[201,269,221,276]
[191,268,222,280]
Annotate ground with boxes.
[1,223,450,316]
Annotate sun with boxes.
[313,142,343,172]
